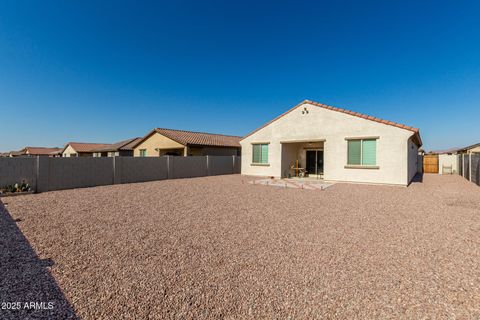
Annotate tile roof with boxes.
[65,142,113,153]
[458,142,480,152]
[24,147,62,155]
[241,99,422,146]
[120,137,143,150]
[428,147,462,155]
[133,128,242,148]
[93,137,142,152]
[156,128,241,147]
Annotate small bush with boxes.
[1,180,31,194]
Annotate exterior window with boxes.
[252,144,268,164]
[347,139,376,165]
[139,149,147,157]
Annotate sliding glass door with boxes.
[305,150,324,176]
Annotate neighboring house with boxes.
[8,151,24,157]
[9,147,63,157]
[458,143,480,154]
[427,148,461,174]
[240,100,422,186]
[92,137,142,157]
[132,128,241,157]
[49,149,63,157]
[62,142,112,157]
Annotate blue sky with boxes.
[0,0,479,152]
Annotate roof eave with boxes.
[240,99,421,142]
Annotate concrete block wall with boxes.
[208,156,235,176]
[40,157,114,192]
[0,158,37,190]
[115,157,169,184]
[0,155,241,193]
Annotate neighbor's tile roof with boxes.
[154,128,242,148]
[458,142,480,152]
[66,142,113,153]
[428,147,462,155]
[241,99,422,146]
[132,128,242,148]
[25,147,62,155]
[9,150,25,156]
[93,137,142,152]
[120,137,143,150]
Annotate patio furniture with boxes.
[290,160,306,177]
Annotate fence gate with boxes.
[423,154,439,173]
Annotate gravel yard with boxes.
[1,174,480,319]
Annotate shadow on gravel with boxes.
[0,200,78,320]
[409,173,424,185]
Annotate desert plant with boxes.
[1,180,31,193]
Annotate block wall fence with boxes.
[0,156,241,193]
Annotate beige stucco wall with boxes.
[439,154,459,174]
[133,132,185,157]
[62,145,77,157]
[240,103,418,186]
[467,146,480,153]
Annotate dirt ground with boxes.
[1,174,480,319]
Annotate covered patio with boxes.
[280,139,325,179]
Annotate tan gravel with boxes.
[1,174,480,319]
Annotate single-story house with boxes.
[8,147,62,157]
[458,143,480,154]
[427,148,461,174]
[62,142,112,157]
[7,151,24,157]
[132,128,241,157]
[92,137,142,157]
[240,100,422,186]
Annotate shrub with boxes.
[1,180,31,194]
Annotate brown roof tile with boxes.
[25,147,62,155]
[66,142,113,153]
[154,128,241,148]
[133,128,242,149]
[93,137,142,152]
